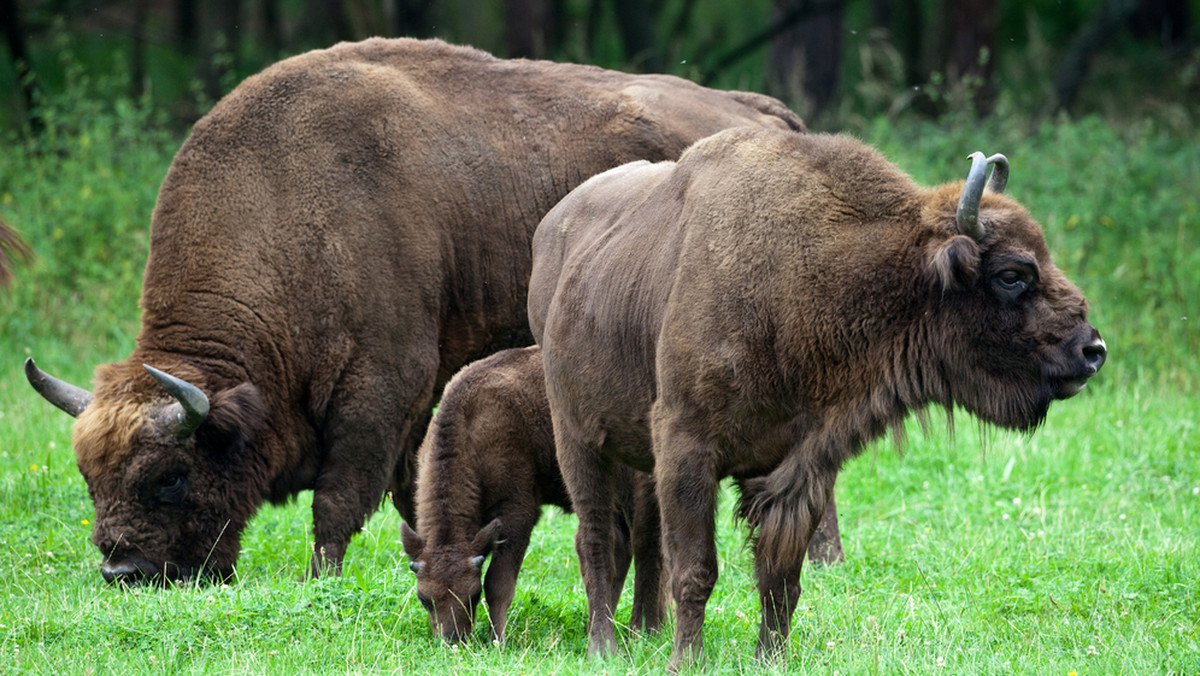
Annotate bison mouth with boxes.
[101,556,230,587]
[1054,376,1090,399]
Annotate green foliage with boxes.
[0,44,180,381]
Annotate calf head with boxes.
[400,518,501,643]
[921,153,1106,429]
[26,358,268,585]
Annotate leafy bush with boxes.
[0,47,182,376]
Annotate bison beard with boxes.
[25,38,807,586]
[528,128,1105,666]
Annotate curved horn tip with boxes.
[956,152,991,241]
[985,153,1009,194]
[143,364,210,437]
[25,357,93,417]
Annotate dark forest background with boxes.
[2,0,1198,135]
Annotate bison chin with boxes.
[100,554,233,587]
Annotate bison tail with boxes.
[737,451,836,574]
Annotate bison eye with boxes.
[156,473,187,504]
[993,269,1031,301]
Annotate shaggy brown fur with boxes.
[27,38,807,584]
[399,346,662,643]
[528,128,1106,666]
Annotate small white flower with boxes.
[1087,644,1099,656]
[1012,497,1022,506]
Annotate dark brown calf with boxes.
[400,346,663,643]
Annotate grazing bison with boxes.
[528,128,1107,666]
[24,37,807,585]
[399,346,662,643]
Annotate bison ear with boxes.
[400,521,424,560]
[471,518,503,558]
[927,235,981,293]
[196,383,267,452]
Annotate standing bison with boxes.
[528,128,1106,666]
[25,37,806,584]
[400,346,662,643]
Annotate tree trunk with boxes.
[505,0,559,59]
[131,0,148,100]
[203,0,242,102]
[393,0,437,38]
[768,0,844,120]
[612,0,663,72]
[178,0,198,55]
[872,0,923,87]
[1052,0,1138,114]
[1130,0,1191,53]
[0,0,42,135]
[262,0,284,58]
[939,0,998,115]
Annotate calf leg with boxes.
[483,520,535,643]
[610,503,633,613]
[630,471,665,633]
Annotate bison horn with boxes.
[955,152,1009,241]
[144,365,210,437]
[25,358,93,417]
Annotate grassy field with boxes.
[1,89,1197,673]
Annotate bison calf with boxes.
[528,128,1105,666]
[400,346,663,643]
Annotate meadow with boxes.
[1,81,1197,673]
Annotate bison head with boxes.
[26,358,268,585]
[400,518,501,643]
[921,152,1106,429]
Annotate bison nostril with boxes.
[101,561,146,585]
[1082,336,1107,374]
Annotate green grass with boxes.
[1,82,1197,673]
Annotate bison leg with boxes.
[752,469,837,661]
[805,488,845,566]
[482,516,536,643]
[654,420,721,670]
[610,500,634,616]
[310,366,423,577]
[629,471,665,633]
[555,421,621,658]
